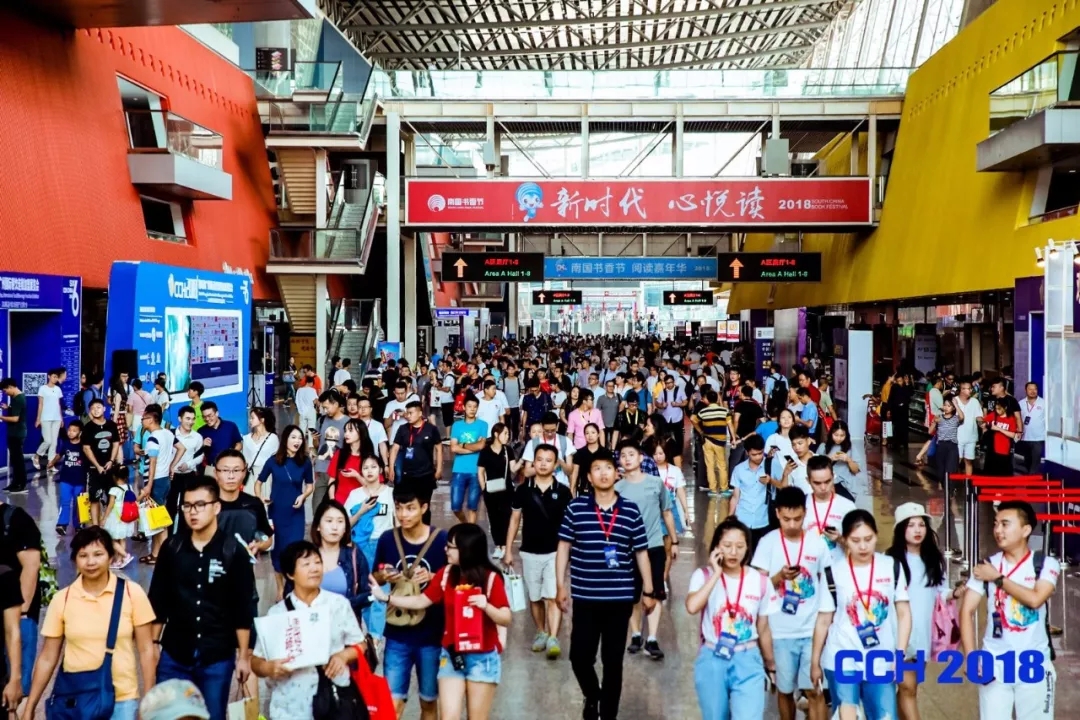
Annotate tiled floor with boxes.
[6,425,1077,719]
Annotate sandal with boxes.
[139,554,157,565]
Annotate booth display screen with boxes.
[165,308,242,395]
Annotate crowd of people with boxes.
[0,334,1057,720]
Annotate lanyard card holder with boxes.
[714,632,738,660]
[856,622,880,648]
[603,544,619,569]
[991,611,1004,639]
[781,590,800,615]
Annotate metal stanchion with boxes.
[944,472,951,556]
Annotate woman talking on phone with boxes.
[686,517,779,720]
[811,510,912,720]
[256,425,314,600]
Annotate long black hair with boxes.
[708,518,752,566]
[274,425,310,466]
[886,517,946,588]
[445,523,500,589]
[825,420,853,454]
[337,418,375,473]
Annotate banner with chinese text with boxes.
[405,177,872,227]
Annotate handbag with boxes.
[484,450,510,494]
[503,569,527,613]
[226,688,259,720]
[46,579,126,720]
[351,652,396,720]
[120,484,139,523]
[930,593,961,661]
[313,670,368,720]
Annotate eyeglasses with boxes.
[217,467,246,476]
[180,501,218,513]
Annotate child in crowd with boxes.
[49,420,87,535]
[102,464,136,568]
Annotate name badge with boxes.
[781,590,800,615]
[405,447,416,460]
[603,544,619,569]
[991,611,1003,639]
[856,622,880,648]
[714,631,738,660]
[1024,416,1031,426]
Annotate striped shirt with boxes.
[695,403,730,444]
[559,495,648,602]
[935,414,960,443]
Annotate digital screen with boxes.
[165,308,242,396]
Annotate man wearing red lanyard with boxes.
[751,486,831,720]
[803,456,855,563]
[388,402,442,525]
[962,501,1059,719]
[556,454,655,720]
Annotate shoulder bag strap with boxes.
[284,595,295,612]
[393,528,411,576]
[350,546,359,597]
[824,566,837,607]
[413,528,441,569]
[105,578,126,653]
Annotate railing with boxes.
[147,230,187,244]
[370,66,913,101]
[990,51,1080,124]
[269,228,363,262]
[124,109,223,170]
[246,61,343,100]
[416,144,475,167]
[326,298,382,372]
[358,91,379,147]
[361,298,382,372]
[261,101,360,133]
[359,191,380,270]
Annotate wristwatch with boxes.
[671,540,679,546]
[993,576,1005,589]
[642,589,655,599]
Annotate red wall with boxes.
[430,233,461,307]
[0,13,278,298]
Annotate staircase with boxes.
[275,148,318,215]
[275,275,318,334]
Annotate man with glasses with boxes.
[210,450,273,559]
[149,476,256,720]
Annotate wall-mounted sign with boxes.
[441,252,545,282]
[435,307,470,318]
[716,253,823,283]
[532,290,582,306]
[546,256,716,281]
[662,291,714,306]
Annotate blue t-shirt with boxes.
[450,419,488,474]
[201,420,243,466]
[57,439,87,486]
[732,460,770,529]
[800,403,819,435]
[757,420,779,440]
[373,528,448,647]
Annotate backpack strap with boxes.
[399,527,441,579]
[893,556,910,589]
[824,566,837,608]
[284,595,295,612]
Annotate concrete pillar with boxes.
[868,114,878,180]
[507,234,518,337]
[850,131,860,176]
[386,111,401,342]
[672,113,684,178]
[316,274,329,379]
[315,149,328,230]
[581,116,590,178]
[404,233,417,362]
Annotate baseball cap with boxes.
[139,680,211,720]
[894,502,930,526]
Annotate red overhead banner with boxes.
[405,177,872,227]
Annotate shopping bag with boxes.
[352,655,396,720]
[137,502,165,538]
[882,420,893,438]
[76,493,91,525]
[503,569,527,613]
[226,692,258,720]
[453,586,486,652]
[254,605,331,670]
[930,594,961,661]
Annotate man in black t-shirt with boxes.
[81,399,120,525]
[730,386,764,468]
[989,378,1022,435]
[389,402,442,524]
[209,450,273,554]
[0,564,22,708]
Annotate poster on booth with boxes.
[376,341,403,364]
[105,263,250,424]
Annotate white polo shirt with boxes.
[1020,396,1046,442]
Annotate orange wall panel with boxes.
[0,14,278,298]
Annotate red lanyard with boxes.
[813,496,835,534]
[408,424,424,447]
[720,568,745,618]
[782,533,805,571]
[995,551,1031,604]
[595,504,619,540]
[849,556,874,613]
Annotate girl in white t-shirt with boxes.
[686,518,780,720]
[345,454,395,637]
[885,502,962,720]
[812,510,912,720]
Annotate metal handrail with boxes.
[358,92,379,147]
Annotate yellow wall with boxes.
[730,0,1080,312]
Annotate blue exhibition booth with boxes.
[105,262,251,425]
[0,272,82,472]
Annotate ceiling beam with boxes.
[348,0,839,32]
[366,20,828,60]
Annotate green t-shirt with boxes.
[5,393,26,439]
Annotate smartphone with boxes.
[784,455,795,464]
[824,526,837,533]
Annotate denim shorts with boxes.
[149,476,170,506]
[450,472,482,512]
[383,638,441,702]
[773,636,814,693]
[437,648,501,684]
[825,668,898,720]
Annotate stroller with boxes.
[864,394,883,443]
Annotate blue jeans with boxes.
[693,644,766,720]
[110,699,138,720]
[157,649,236,720]
[825,668,898,720]
[383,638,440,702]
[57,482,82,528]
[436,648,501,684]
[450,472,481,512]
[360,536,386,637]
[16,617,36,696]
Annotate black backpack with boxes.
[768,374,788,411]
[982,551,1056,661]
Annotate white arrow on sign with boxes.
[454,258,468,278]
[538,292,546,303]
[669,293,677,303]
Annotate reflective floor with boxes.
[6,425,1078,719]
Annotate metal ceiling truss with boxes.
[321,0,848,71]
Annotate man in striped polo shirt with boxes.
[556,452,656,720]
[691,389,731,497]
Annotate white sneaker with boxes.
[492,546,505,560]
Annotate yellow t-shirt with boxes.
[42,574,156,701]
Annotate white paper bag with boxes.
[255,606,331,670]
[504,570,527,613]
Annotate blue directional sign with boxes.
[435,308,471,318]
[544,256,717,281]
